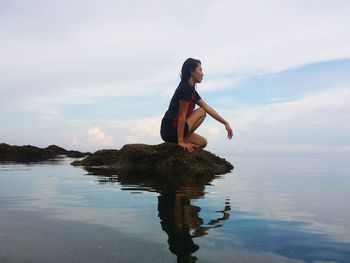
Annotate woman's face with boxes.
[191,64,204,83]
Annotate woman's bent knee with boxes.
[199,107,206,116]
[200,137,207,148]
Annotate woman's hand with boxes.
[224,122,233,139]
[178,141,197,153]
[184,139,200,148]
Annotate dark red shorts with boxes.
[160,117,189,143]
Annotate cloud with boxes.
[1,1,349,155]
[1,0,350,108]
[72,126,115,150]
[205,86,350,156]
[126,116,163,144]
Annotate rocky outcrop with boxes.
[0,143,91,163]
[44,145,90,158]
[71,142,233,176]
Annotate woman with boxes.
[160,58,233,153]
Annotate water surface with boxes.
[0,155,349,262]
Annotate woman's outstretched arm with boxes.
[197,99,233,139]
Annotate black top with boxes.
[162,81,201,127]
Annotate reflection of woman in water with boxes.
[158,185,231,262]
[158,193,200,262]
[88,167,231,262]
[160,58,233,153]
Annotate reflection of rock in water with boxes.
[84,167,231,262]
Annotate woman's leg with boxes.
[185,107,206,135]
[185,132,208,148]
[184,108,207,148]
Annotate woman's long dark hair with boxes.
[179,58,201,89]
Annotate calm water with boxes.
[0,154,349,263]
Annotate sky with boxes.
[1,0,349,157]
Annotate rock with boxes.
[0,143,91,163]
[71,142,233,176]
[44,144,90,158]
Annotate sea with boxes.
[0,154,349,263]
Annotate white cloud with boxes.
[126,116,163,144]
[84,126,114,150]
[198,75,245,92]
[1,0,350,108]
[208,127,220,136]
[207,86,350,156]
[1,1,350,154]
[213,96,240,107]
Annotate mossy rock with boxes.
[71,142,233,176]
[0,143,91,163]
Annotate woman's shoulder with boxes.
[178,82,194,94]
[177,81,195,91]
[177,81,188,89]
[175,81,187,93]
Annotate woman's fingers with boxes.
[180,142,200,152]
[182,143,193,153]
[225,125,233,139]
